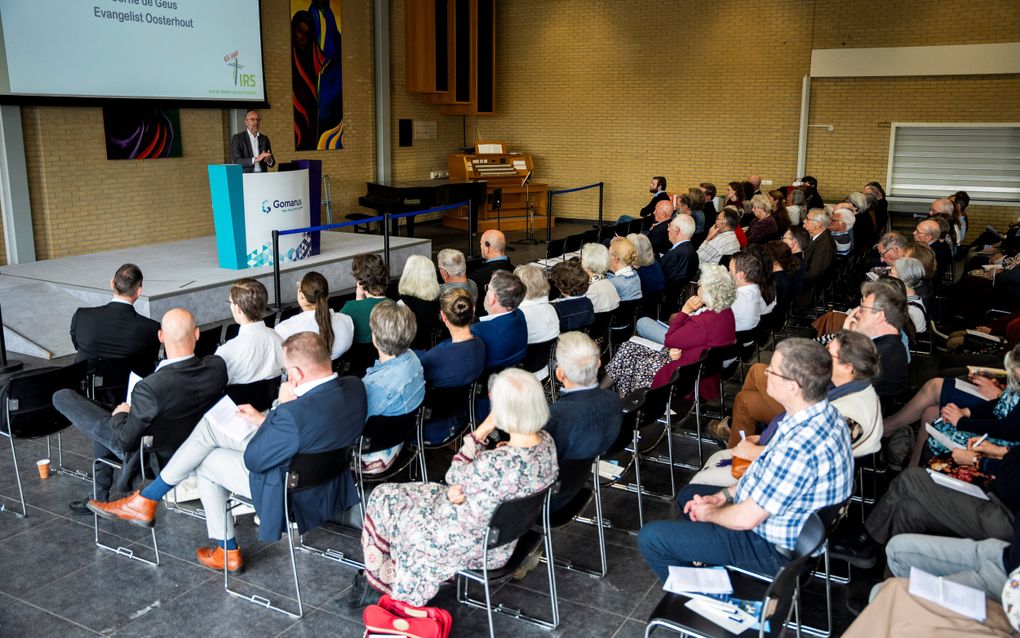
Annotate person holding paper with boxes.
[637,338,854,580]
[229,110,275,173]
[54,308,227,513]
[86,332,366,574]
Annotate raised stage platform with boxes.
[0,232,431,360]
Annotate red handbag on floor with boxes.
[363,594,452,638]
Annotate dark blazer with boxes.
[640,191,670,218]
[646,219,672,256]
[803,229,837,286]
[931,240,953,282]
[229,130,276,173]
[659,240,699,288]
[545,388,623,462]
[468,257,514,317]
[112,355,228,459]
[703,200,717,228]
[552,296,595,332]
[70,302,160,367]
[471,309,528,369]
[243,375,367,542]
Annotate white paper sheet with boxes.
[685,599,754,634]
[925,423,965,451]
[664,566,734,595]
[628,335,665,351]
[204,395,258,441]
[125,372,142,407]
[926,469,990,500]
[953,379,988,399]
[908,567,987,622]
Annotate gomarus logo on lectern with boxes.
[260,198,304,214]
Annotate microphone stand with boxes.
[513,170,542,245]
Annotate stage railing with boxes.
[269,201,469,310]
[546,181,605,241]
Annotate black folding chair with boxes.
[2,362,89,517]
[226,376,282,412]
[353,406,427,504]
[195,325,224,357]
[520,338,557,397]
[563,233,585,255]
[585,311,613,352]
[345,342,377,378]
[88,355,157,406]
[581,228,600,244]
[644,512,828,638]
[225,447,357,618]
[545,237,566,261]
[456,487,559,637]
[547,457,607,578]
[607,299,641,356]
[420,383,476,479]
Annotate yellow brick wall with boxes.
[17,0,377,262]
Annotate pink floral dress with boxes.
[361,431,558,606]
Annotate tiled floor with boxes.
[0,219,876,637]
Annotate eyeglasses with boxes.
[764,366,797,383]
[857,305,879,314]
[226,299,236,306]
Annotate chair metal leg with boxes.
[552,466,608,578]
[633,428,644,527]
[50,433,91,482]
[91,457,159,566]
[1,429,27,518]
[296,532,365,570]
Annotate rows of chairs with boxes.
[545,218,656,261]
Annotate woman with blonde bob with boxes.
[607,236,643,301]
[398,254,442,349]
[354,368,559,608]
[628,233,665,296]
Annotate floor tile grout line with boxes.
[0,590,105,636]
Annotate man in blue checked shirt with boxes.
[638,338,854,579]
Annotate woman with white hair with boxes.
[581,242,621,313]
[514,265,561,344]
[398,254,442,350]
[627,233,665,296]
[603,264,738,398]
[746,194,779,244]
[353,368,558,608]
[891,257,928,334]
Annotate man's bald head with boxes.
[159,308,199,357]
[915,219,941,243]
[481,229,506,258]
[748,175,761,190]
[930,198,954,217]
[653,199,675,222]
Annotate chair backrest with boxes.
[147,398,225,452]
[627,218,643,234]
[195,325,224,357]
[736,328,758,361]
[585,311,612,344]
[613,221,629,238]
[563,233,585,254]
[756,513,827,634]
[581,229,600,244]
[520,338,556,375]
[609,299,641,331]
[90,354,156,402]
[555,458,596,507]
[701,341,739,378]
[6,361,88,438]
[287,446,352,491]
[597,225,616,243]
[641,216,654,231]
[423,383,474,422]
[814,499,850,539]
[226,376,282,412]
[360,406,422,453]
[545,237,566,260]
[485,487,551,549]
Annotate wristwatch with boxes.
[972,453,982,469]
[724,488,735,505]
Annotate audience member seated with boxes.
[837,281,911,401]
[865,181,888,235]
[397,254,441,350]
[360,301,426,474]
[700,181,718,227]
[876,231,909,269]
[785,187,806,226]
[610,264,737,398]
[767,189,792,235]
[882,344,1019,467]
[607,236,643,301]
[548,261,595,332]
[830,207,855,256]
[844,191,874,252]
[628,233,665,296]
[746,194,780,244]
[581,242,621,313]
[469,229,514,317]
[340,254,391,346]
[350,368,558,609]
[471,270,528,370]
[801,175,824,209]
[658,213,699,291]
[86,332,365,573]
[915,218,953,282]
[417,289,486,443]
[705,330,883,456]
[277,270,355,360]
[69,262,160,368]
[795,208,836,308]
[682,189,706,236]
[783,225,810,265]
[950,190,971,246]
[724,180,743,212]
[437,248,479,305]
[728,251,769,332]
[891,257,928,334]
[638,338,853,578]
[216,279,283,384]
[514,265,561,345]
[645,199,675,256]
[54,308,227,512]
[903,240,938,312]
[639,175,670,218]
[544,332,623,511]
[764,240,801,323]
[697,206,741,265]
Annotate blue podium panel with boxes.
[208,164,246,269]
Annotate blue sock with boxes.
[139,475,174,502]
[217,538,238,551]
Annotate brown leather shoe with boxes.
[196,546,245,574]
[86,491,157,528]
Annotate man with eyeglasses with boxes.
[795,208,837,308]
[915,218,953,282]
[876,231,909,268]
[638,338,853,579]
[214,279,284,385]
[842,281,910,400]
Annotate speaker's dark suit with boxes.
[244,375,367,541]
[230,130,275,173]
[70,301,160,366]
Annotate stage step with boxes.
[0,278,84,360]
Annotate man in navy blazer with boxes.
[88,332,366,574]
[659,213,699,290]
[471,270,528,369]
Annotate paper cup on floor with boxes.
[37,459,51,479]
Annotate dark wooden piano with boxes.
[357,178,487,256]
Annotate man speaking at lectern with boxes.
[230,110,275,173]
